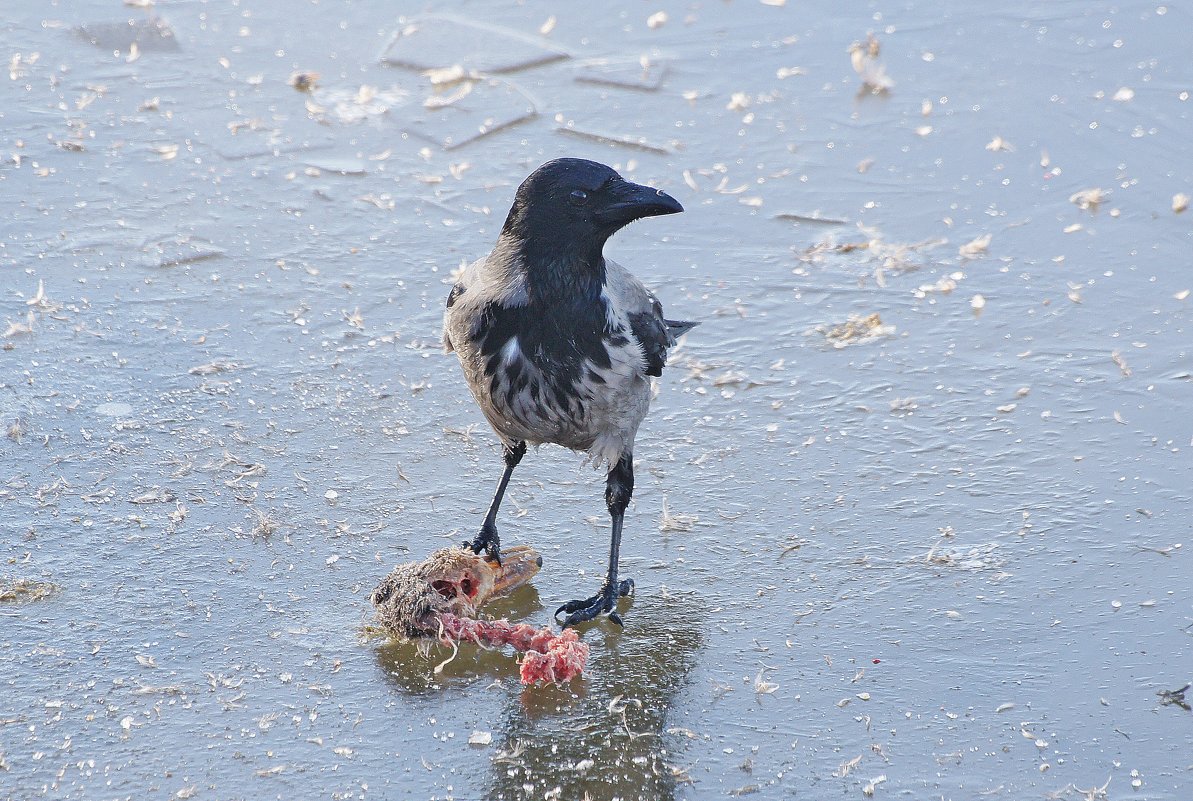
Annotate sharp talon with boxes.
[554,600,582,620]
[467,524,501,563]
[554,579,633,628]
[556,601,595,628]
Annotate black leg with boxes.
[555,454,636,628]
[465,440,526,564]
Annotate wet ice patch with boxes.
[305,85,409,125]
[95,402,133,417]
[76,17,180,52]
[812,313,896,348]
[572,57,670,91]
[302,157,368,176]
[794,225,949,283]
[382,15,568,74]
[555,121,672,155]
[921,541,1007,572]
[403,79,537,151]
[139,235,224,269]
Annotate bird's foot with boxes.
[554,578,634,628]
[464,522,502,565]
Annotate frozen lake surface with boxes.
[2,1,1190,799]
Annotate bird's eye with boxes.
[568,189,589,206]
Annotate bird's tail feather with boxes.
[664,319,699,341]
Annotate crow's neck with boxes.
[527,252,605,308]
[498,232,607,307]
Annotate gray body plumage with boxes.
[444,255,687,467]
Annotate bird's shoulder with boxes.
[601,259,655,311]
[602,260,673,378]
[443,251,529,352]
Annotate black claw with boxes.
[466,523,501,564]
[553,599,584,619]
[559,608,598,628]
[554,580,633,628]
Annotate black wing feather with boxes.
[628,309,671,377]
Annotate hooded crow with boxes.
[442,158,695,627]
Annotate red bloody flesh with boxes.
[438,613,589,684]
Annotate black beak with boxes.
[598,178,684,226]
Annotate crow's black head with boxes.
[500,158,683,267]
